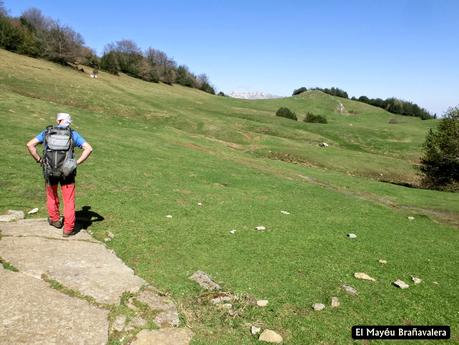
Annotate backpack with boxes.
[42,125,76,178]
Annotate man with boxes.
[26,113,93,237]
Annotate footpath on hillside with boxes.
[0,218,193,345]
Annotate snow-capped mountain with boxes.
[228,91,282,100]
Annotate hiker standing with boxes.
[26,113,93,237]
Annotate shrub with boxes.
[420,106,459,190]
[276,107,297,121]
[292,87,307,96]
[304,112,327,124]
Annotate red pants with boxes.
[46,182,75,233]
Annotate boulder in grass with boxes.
[189,271,221,291]
[312,303,325,311]
[259,329,283,343]
[255,225,266,231]
[256,300,269,307]
[0,210,25,222]
[412,277,422,285]
[341,284,358,296]
[251,325,261,335]
[354,272,376,282]
[347,233,357,239]
[393,279,409,289]
[331,297,340,308]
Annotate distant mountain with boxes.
[228,91,282,100]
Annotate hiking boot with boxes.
[48,216,63,229]
[62,229,75,238]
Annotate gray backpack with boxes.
[43,126,77,178]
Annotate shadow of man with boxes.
[75,206,104,232]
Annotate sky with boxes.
[5,0,459,115]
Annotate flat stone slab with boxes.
[0,268,108,345]
[0,219,97,242]
[131,328,193,345]
[0,236,145,304]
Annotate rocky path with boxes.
[0,219,192,345]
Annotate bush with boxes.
[276,107,297,121]
[304,112,327,124]
[420,106,459,190]
[292,87,307,96]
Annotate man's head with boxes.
[56,112,72,127]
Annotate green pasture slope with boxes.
[0,49,458,344]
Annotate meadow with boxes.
[0,49,458,344]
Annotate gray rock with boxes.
[393,279,409,289]
[0,210,25,222]
[347,233,357,239]
[136,289,180,327]
[0,219,97,242]
[331,296,340,308]
[319,142,329,147]
[251,325,261,335]
[257,299,269,307]
[412,277,422,285]
[0,221,145,304]
[131,328,193,345]
[255,225,266,231]
[126,316,147,331]
[0,268,108,345]
[378,259,387,264]
[312,303,325,311]
[155,309,180,328]
[259,329,283,343]
[354,272,376,282]
[189,271,221,290]
[112,315,127,332]
[341,284,358,296]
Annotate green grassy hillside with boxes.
[1,49,458,344]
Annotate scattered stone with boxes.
[27,208,39,215]
[319,142,329,147]
[312,303,325,311]
[255,225,266,231]
[393,279,409,289]
[354,272,376,282]
[104,237,111,242]
[0,210,25,222]
[331,297,340,308]
[412,277,422,285]
[197,202,203,206]
[341,284,358,296]
[337,102,346,114]
[166,215,173,218]
[189,271,221,291]
[433,281,439,285]
[251,325,261,335]
[131,328,193,345]
[107,231,115,239]
[280,211,290,215]
[136,289,180,328]
[211,295,233,305]
[229,229,237,234]
[347,233,357,239]
[257,299,269,307]
[112,314,127,332]
[408,216,415,221]
[378,259,387,264]
[259,329,283,343]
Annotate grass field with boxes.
[0,49,458,344]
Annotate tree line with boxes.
[292,86,434,120]
[0,3,215,94]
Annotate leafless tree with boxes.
[0,1,7,16]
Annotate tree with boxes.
[420,106,459,190]
[100,51,120,75]
[276,107,297,121]
[0,0,7,16]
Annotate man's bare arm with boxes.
[77,142,93,165]
[26,138,41,162]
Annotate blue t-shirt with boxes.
[36,126,86,148]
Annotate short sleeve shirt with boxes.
[35,126,86,148]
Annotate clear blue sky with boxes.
[6,0,459,115]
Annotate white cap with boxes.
[56,113,72,127]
